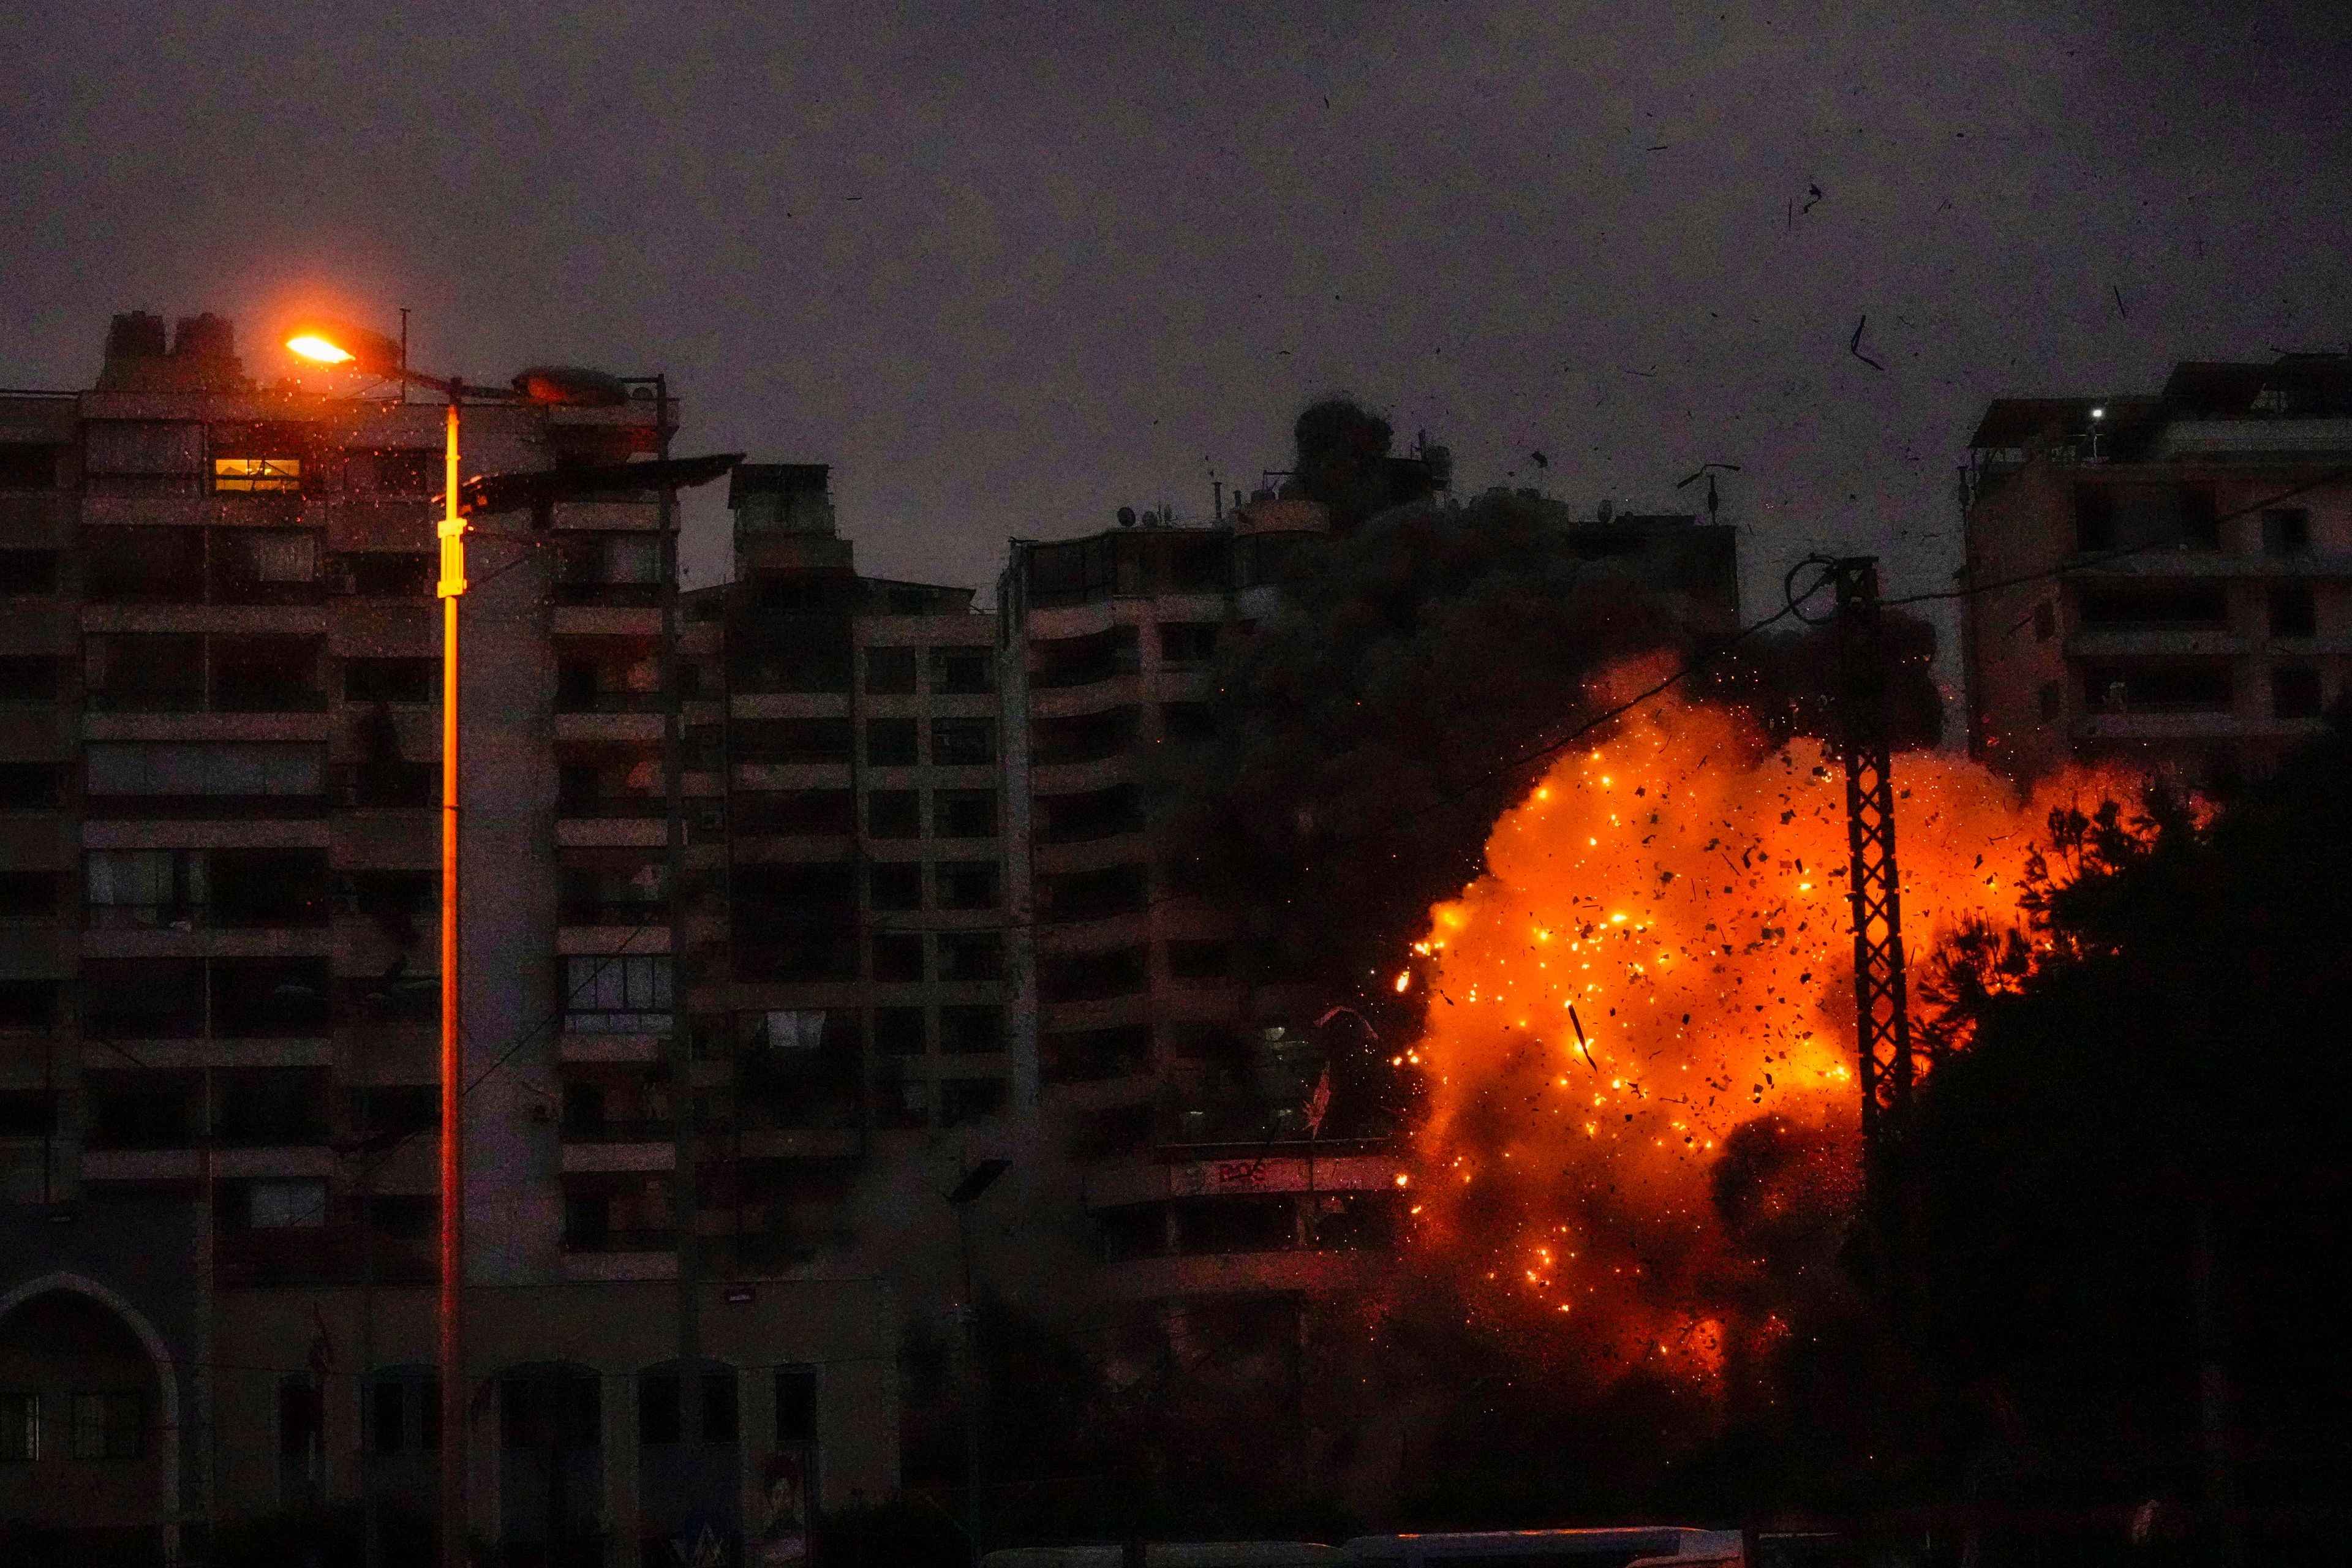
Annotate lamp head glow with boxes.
[281,317,403,378]
[2090,405,2106,420]
[285,334,355,365]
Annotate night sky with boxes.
[7,1,2351,646]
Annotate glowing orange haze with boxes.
[1404,693,2128,1384]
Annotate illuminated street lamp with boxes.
[285,319,628,1567]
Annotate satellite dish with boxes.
[1117,506,1137,528]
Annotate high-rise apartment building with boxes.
[0,315,894,1567]
[1962,352,2352,785]
[671,465,1017,1284]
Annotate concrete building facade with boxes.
[671,464,1020,1288]
[1961,352,2352,785]
[0,316,897,1567]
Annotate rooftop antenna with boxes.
[1675,461,1743,522]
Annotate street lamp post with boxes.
[285,323,629,1568]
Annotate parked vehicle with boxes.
[985,1545,1341,1568]
[1341,1529,1745,1568]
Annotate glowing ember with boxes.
[1407,694,2128,1382]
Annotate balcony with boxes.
[560,1116,676,1145]
[556,794,669,820]
[1094,1248,1390,1300]
[562,1226,677,1253]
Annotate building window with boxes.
[1039,946,1151,1003]
[936,862,999,910]
[566,955,673,1032]
[2037,682,2062,722]
[0,1392,37,1461]
[702,1371,738,1444]
[872,935,925,983]
[873,1007,927,1055]
[1029,625,1140,688]
[0,871,57,919]
[367,1371,440,1455]
[2272,666,2324,719]
[934,789,997,839]
[929,646,993,694]
[638,1370,682,1446]
[1161,701,1215,743]
[2032,602,2056,641]
[865,718,918,767]
[344,449,435,495]
[69,1392,143,1461]
[1167,940,1232,980]
[279,1374,323,1464]
[1158,622,1220,665]
[86,742,325,799]
[775,1369,818,1446]
[865,647,918,695]
[0,443,60,489]
[344,552,435,597]
[939,1005,1003,1055]
[2082,664,2233,714]
[214,456,302,493]
[940,1078,1009,1126]
[250,1180,330,1229]
[931,718,996,767]
[2262,509,2312,557]
[865,791,921,839]
[346,657,436,704]
[869,862,922,911]
[938,933,1003,982]
[2269,584,2317,638]
[0,763,61,810]
[0,549,59,595]
[0,655,54,703]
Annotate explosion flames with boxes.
[1405,692,2120,1386]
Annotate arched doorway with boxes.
[636,1358,742,1567]
[0,1276,176,1568]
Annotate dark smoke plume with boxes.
[1288,397,1441,533]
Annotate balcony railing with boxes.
[556,795,669,820]
[559,1118,676,1144]
[554,690,669,714]
[559,901,669,928]
[86,903,330,930]
[560,1227,676,1254]
[552,582,663,608]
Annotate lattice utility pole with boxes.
[1830,556,1913,1172]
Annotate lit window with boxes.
[213,456,302,493]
